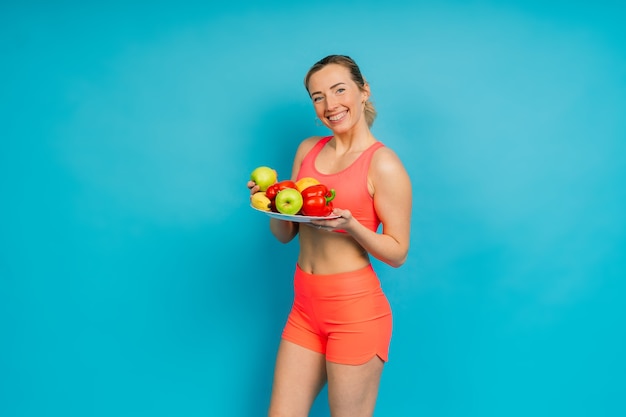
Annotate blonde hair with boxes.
[304,55,377,128]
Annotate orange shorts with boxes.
[281,264,393,365]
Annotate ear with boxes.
[361,81,371,102]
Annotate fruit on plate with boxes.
[250,192,272,211]
[275,188,304,215]
[295,177,320,193]
[250,166,277,192]
[265,180,298,201]
[301,184,336,216]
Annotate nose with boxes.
[325,94,339,111]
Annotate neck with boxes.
[330,123,375,154]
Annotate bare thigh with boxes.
[327,355,385,417]
[268,340,327,417]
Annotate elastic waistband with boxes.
[294,263,380,297]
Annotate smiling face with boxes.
[306,63,370,134]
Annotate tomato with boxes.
[301,184,335,217]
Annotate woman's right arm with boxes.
[269,218,298,243]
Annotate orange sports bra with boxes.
[297,136,384,232]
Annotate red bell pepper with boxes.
[266,180,298,212]
[301,184,336,217]
[266,180,298,201]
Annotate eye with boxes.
[336,88,345,94]
[312,95,324,103]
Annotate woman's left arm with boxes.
[340,147,412,267]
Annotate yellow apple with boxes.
[295,177,320,193]
[250,166,277,192]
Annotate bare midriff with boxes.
[297,226,369,275]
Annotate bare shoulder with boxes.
[291,135,325,179]
[369,143,412,213]
[371,144,409,177]
[296,136,324,155]
[294,136,324,164]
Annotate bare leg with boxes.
[326,355,384,417]
[268,340,327,417]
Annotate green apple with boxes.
[275,188,303,215]
[250,166,278,192]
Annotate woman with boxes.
[249,54,412,416]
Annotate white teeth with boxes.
[328,112,346,121]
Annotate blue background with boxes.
[1,1,625,416]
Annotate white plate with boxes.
[250,205,339,222]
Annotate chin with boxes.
[329,124,352,134]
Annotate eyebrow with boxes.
[310,82,347,97]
